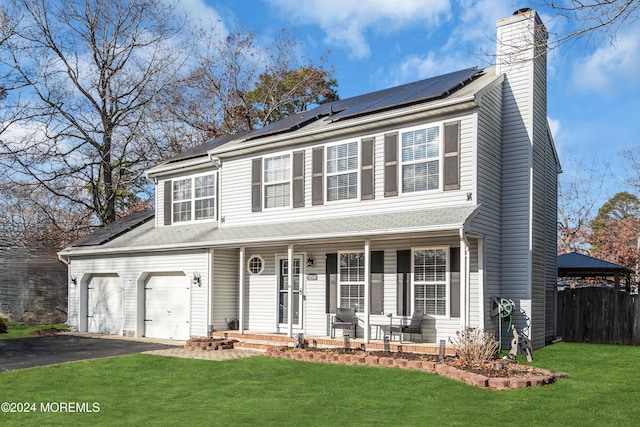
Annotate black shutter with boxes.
[370,251,384,314]
[215,173,220,220]
[293,150,305,208]
[361,137,375,200]
[450,247,460,272]
[384,132,398,197]
[444,121,460,191]
[397,250,411,316]
[312,147,324,206]
[326,253,337,313]
[163,180,172,226]
[251,158,262,212]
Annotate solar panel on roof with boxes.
[329,67,482,121]
[162,66,483,159]
[70,210,154,247]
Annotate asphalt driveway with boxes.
[0,334,176,372]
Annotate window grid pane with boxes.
[265,183,291,208]
[401,126,440,193]
[339,252,365,312]
[264,155,291,208]
[327,142,358,201]
[414,249,447,316]
[173,179,191,201]
[195,175,215,198]
[195,198,215,220]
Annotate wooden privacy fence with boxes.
[557,288,640,345]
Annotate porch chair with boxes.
[331,307,357,338]
[390,310,424,343]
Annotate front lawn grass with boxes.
[0,323,68,340]
[1,342,639,426]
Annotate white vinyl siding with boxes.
[66,250,209,339]
[264,154,291,208]
[401,125,440,193]
[327,141,358,201]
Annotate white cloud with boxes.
[572,28,640,96]
[267,0,451,59]
[175,0,227,31]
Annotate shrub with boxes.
[0,315,8,334]
[449,327,499,364]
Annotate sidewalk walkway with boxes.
[143,347,264,361]
[64,332,264,361]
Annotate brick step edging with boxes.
[264,347,560,390]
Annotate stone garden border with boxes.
[265,347,566,390]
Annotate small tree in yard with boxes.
[449,327,499,364]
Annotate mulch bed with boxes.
[265,346,568,390]
[29,327,69,336]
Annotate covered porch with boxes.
[211,205,484,345]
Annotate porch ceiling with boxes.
[59,204,479,256]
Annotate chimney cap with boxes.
[513,7,532,15]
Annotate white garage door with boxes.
[144,273,190,340]
[87,274,122,334]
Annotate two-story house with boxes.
[58,9,560,349]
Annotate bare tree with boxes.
[162,27,337,146]
[539,1,639,47]
[0,0,188,226]
[623,145,640,193]
[557,153,608,254]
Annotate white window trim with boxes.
[263,152,293,210]
[399,122,444,195]
[171,171,217,224]
[411,246,450,318]
[247,255,265,276]
[325,140,360,203]
[337,251,365,312]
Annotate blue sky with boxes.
[187,0,640,207]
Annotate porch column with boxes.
[287,244,293,338]
[239,246,245,335]
[477,237,485,329]
[364,240,371,344]
[459,231,468,329]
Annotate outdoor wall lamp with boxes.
[192,272,201,286]
[70,276,77,285]
[307,254,314,267]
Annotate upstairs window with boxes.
[327,141,358,201]
[264,154,291,208]
[401,126,440,192]
[172,173,216,223]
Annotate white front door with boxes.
[278,257,303,329]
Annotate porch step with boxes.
[211,331,453,356]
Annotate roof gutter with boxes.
[146,154,220,179]
[57,223,469,258]
[57,253,70,265]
